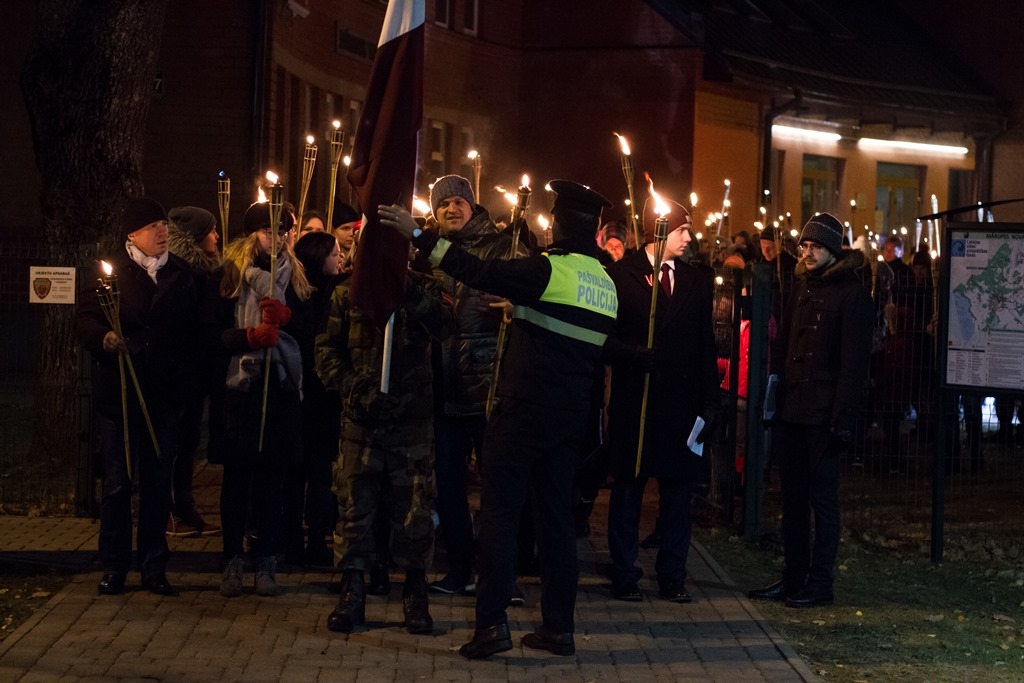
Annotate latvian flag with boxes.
[347,0,424,327]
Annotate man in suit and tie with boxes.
[605,200,720,603]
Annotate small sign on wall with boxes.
[29,266,76,304]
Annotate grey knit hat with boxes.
[168,206,216,242]
[798,213,844,255]
[430,175,475,217]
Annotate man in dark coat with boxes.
[605,202,720,604]
[76,198,199,597]
[378,179,618,659]
[425,174,526,595]
[749,213,873,608]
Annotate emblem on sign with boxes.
[33,277,52,299]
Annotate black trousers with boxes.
[474,398,586,634]
[776,420,841,590]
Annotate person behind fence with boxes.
[204,201,312,598]
[604,199,720,605]
[315,239,455,635]
[749,213,873,608]
[165,206,223,538]
[424,174,525,596]
[76,197,199,597]
[378,178,617,659]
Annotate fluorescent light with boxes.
[858,138,968,155]
[771,124,841,142]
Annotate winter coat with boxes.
[76,249,199,422]
[775,249,874,431]
[606,252,720,480]
[315,270,455,426]
[430,207,525,416]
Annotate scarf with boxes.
[126,240,169,283]
[225,254,303,398]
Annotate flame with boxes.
[504,191,517,205]
[645,172,671,217]
[343,155,351,167]
[257,187,268,203]
[101,260,113,276]
[520,174,530,189]
[614,132,631,156]
[724,179,731,187]
[537,215,550,229]
[265,170,279,184]
[467,149,479,160]
[412,196,431,215]
[690,192,698,207]
[695,232,703,240]
[332,120,341,130]
[493,185,507,194]
[306,135,315,145]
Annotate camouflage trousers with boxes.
[333,417,436,572]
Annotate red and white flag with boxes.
[347,0,424,327]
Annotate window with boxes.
[463,0,478,35]
[875,162,923,239]
[430,120,447,180]
[434,0,450,28]
[800,154,842,226]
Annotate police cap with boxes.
[549,179,612,219]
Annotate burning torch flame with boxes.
[257,187,268,203]
[412,196,431,215]
[265,171,279,185]
[645,172,671,218]
[521,174,530,189]
[306,135,315,145]
[332,120,341,131]
[537,215,550,230]
[614,132,631,156]
[343,155,351,167]
[101,260,113,276]
[690,192,698,207]
[467,149,479,161]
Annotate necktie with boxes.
[660,262,672,296]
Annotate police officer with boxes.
[378,180,618,659]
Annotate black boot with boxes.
[327,569,366,633]
[402,568,433,634]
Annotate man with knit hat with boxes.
[166,206,223,538]
[379,178,618,659]
[76,197,200,597]
[421,174,526,597]
[749,212,873,608]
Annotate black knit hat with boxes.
[121,198,168,241]
[331,201,360,228]
[759,226,778,242]
[242,201,296,236]
[798,213,845,256]
[168,206,216,242]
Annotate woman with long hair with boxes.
[204,201,312,597]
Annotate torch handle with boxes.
[634,236,668,476]
[117,353,132,481]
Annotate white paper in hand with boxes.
[686,416,706,457]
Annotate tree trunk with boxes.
[21,0,168,493]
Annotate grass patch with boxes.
[0,563,73,641]
[697,526,1024,682]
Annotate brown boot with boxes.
[327,569,365,633]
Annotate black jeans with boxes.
[97,409,178,576]
[608,475,692,589]
[776,420,841,590]
[433,413,486,580]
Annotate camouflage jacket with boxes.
[315,269,455,424]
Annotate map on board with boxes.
[945,228,1024,389]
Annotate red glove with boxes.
[246,323,279,349]
[259,297,292,326]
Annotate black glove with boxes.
[695,412,717,445]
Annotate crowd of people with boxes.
[77,179,895,658]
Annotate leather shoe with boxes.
[97,572,125,595]
[748,579,801,602]
[521,625,575,656]
[459,623,513,659]
[658,583,693,603]
[785,586,834,608]
[141,572,177,596]
[611,581,643,602]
